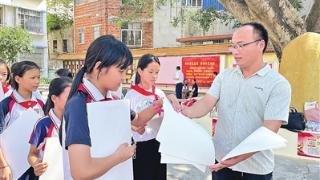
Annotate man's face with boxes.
[229,26,265,69]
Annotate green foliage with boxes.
[0,27,33,64]
[114,0,153,27]
[47,0,73,32]
[162,0,303,33]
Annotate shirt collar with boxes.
[83,78,112,101]
[12,90,38,103]
[48,108,61,129]
[235,63,271,77]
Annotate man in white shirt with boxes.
[180,22,291,180]
[174,66,184,99]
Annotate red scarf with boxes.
[131,85,159,100]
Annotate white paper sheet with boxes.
[0,109,40,179]
[156,98,215,169]
[161,153,207,172]
[222,127,287,161]
[87,100,133,180]
[40,137,63,180]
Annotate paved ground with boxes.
[167,155,320,180]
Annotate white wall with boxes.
[153,1,236,48]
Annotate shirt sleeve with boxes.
[264,80,292,123]
[64,94,91,149]
[207,73,222,99]
[29,120,48,148]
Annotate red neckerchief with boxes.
[131,85,159,100]
[2,85,10,94]
[78,83,113,103]
[10,94,38,109]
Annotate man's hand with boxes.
[209,152,256,172]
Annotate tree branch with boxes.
[219,0,254,23]
[306,0,320,32]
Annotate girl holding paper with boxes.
[125,54,173,180]
[25,77,72,179]
[63,35,139,180]
[0,61,45,180]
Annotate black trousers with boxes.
[18,167,38,180]
[212,166,273,180]
[175,83,183,99]
[133,139,166,180]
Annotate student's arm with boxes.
[131,98,162,127]
[182,94,218,118]
[28,146,47,176]
[0,148,11,180]
[68,143,135,179]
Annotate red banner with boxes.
[182,56,220,87]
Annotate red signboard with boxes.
[182,56,220,87]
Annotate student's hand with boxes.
[167,94,182,112]
[154,98,163,108]
[114,143,136,163]
[32,159,48,176]
[131,124,145,135]
[0,166,12,180]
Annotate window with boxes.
[53,40,57,52]
[17,8,43,33]
[182,0,202,7]
[79,28,85,44]
[121,23,142,47]
[63,39,68,52]
[93,26,100,40]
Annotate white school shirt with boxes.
[124,88,165,142]
[3,90,44,129]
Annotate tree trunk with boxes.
[219,0,307,60]
[306,0,320,33]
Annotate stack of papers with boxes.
[156,99,215,172]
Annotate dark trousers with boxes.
[175,83,183,99]
[133,139,166,180]
[212,166,273,180]
[18,167,38,180]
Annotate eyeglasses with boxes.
[228,39,262,51]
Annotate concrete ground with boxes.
[166,115,320,180]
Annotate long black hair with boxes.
[44,77,72,114]
[10,61,40,90]
[135,54,160,85]
[68,35,133,100]
[0,59,10,83]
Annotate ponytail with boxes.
[135,71,141,85]
[44,98,54,115]
[68,67,86,100]
[44,77,72,115]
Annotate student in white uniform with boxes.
[125,54,169,180]
[0,61,45,180]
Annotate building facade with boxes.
[47,26,74,78]
[74,0,153,53]
[153,0,235,48]
[0,0,48,77]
